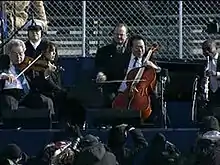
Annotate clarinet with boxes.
[204,56,210,102]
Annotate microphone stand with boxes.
[191,76,199,122]
[161,76,169,129]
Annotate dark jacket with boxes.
[25,40,46,59]
[33,68,64,97]
[108,127,148,165]
[144,133,180,165]
[0,55,10,92]
[95,43,131,94]
[74,134,118,165]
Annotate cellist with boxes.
[96,35,161,124]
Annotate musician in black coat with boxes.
[199,39,220,121]
[32,41,85,125]
[0,39,55,116]
[95,23,130,107]
[95,32,162,124]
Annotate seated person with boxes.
[96,34,162,124]
[29,40,85,125]
[0,39,55,117]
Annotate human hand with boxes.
[48,61,57,72]
[206,70,217,76]
[143,61,161,72]
[96,72,107,83]
[44,69,50,79]
[1,73,16,83]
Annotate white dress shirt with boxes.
[30,39,41,50]
[207,53,220,93]
[118,54,142,92]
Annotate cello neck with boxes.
[130,46,158,89]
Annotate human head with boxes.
[27,19,44,43]
[130,35,146,58]
[41,41,57,62]
[200,116,220,133]
[6,39,26,65]
[107,125,127,148]
[1,144,24,163]
[113,23,128,45]
[202,39,217,57]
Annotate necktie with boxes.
[14,66,30,95]
[133,57,138,67]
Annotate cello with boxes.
[112,44,158,120]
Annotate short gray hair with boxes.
[5,39,26,55]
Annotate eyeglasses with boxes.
[11,51,25,56]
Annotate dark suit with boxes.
[25,40,45,58]
[0,55,54,116]
[198,55,220,121]
[95,42,132,107]
[95,44,163,125]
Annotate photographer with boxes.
[74,134,118,165]
[192,116,220,165]
[143,133,180,165]
[0,143,28,165]
[107,124,148,165]
[33,124,83,165]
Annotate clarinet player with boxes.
[201,39,220,121]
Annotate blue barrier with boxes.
[0,128,198,156]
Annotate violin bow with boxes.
[16,54,43,79]
[95,79,146,84]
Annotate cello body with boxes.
[112,66,157,119]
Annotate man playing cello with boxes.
[96,34,161,124]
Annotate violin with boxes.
[16,53,64,80]
[18,55,48,72]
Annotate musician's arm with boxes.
[46,72,64,92]
[95,47,107,75]
[143,60,161,72]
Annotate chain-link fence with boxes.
[2,1,220,59]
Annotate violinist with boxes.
[31,41,85,125]
[0,39,55,117]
